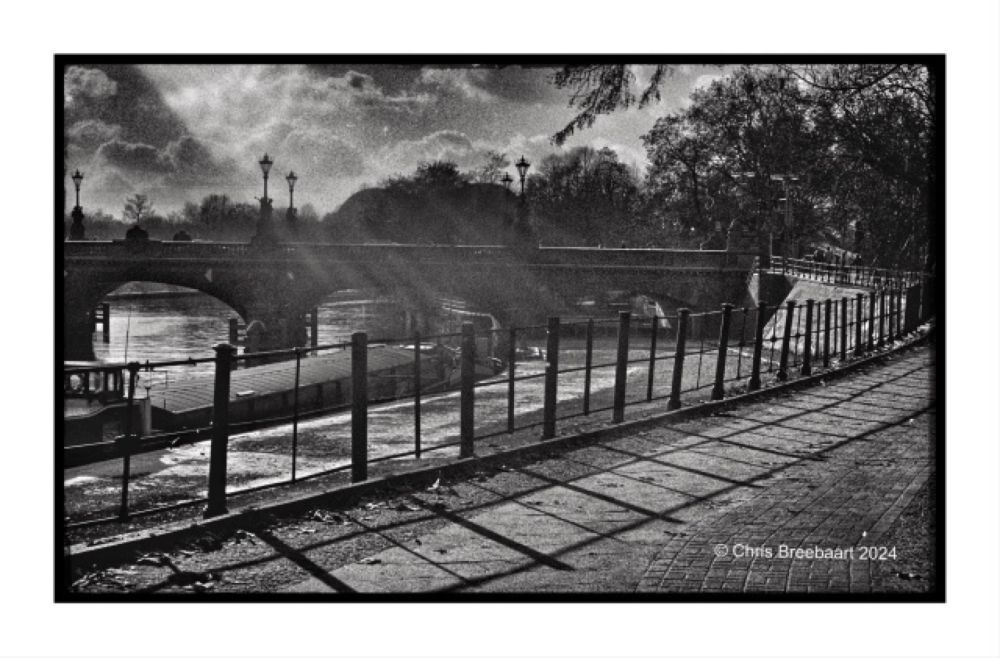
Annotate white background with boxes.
[1,1,997,656]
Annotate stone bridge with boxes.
[63,240,756,360]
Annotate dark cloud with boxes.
[64,64,188,148]
[346,71,370,90]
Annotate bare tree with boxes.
[123,193,153,224]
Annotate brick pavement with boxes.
[277,345,935,594]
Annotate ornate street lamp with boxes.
[514,155,530,196]
[68,169,86,240]
[258,153,274,201]
[500,171,513,192]
[286,171,297,209]
[253,153,276,245]
[285,170,298,235]
[71,169,84,208]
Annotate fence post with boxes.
[748,302,766,391]
[823,299,832,368]
[460,322,476,457]
[117,362,140,521]
[413,330,422,459]
[646,315,659,401]
[921,277,933,322]
[101,302,110,343]
[507,327,516,432]
[204,343,235,518]
[711,304,733,400]
[895,287,904,340]
[854,293,865,356]
[291,347,301,481]
[776,300,795,381]
[612,311,630,422]
[310,307,319,348]
[884,287,893,342]
[543,316,560,440]
[877,289,886,348]
[906,285,920,333]
[867,292,876,352]
[801,299,815,376]
[838,297,848,362]
[351,332,368,482]
[668,309,690,409]
[583,319,594,415]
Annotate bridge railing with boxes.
[768,255,928,288]
[63,277,935,529]
[64,239,757,269]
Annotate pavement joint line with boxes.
[66,333,933,571]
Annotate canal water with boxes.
[92,292,408,364]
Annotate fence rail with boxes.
[768,256,928,288]
[63,275,935,527]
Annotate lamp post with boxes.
[69,169,86,240]
[515,155,530,197]
[500,171,513,192]
[286,171,297,210]
[513,156,534,244]
[254,153,276,244]
[285,171,298,236]
[259,153,273,202]
[71,169,83,208]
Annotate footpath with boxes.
[70,343,936,596]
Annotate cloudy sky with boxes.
[63,62,727,217]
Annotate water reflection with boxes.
[91,291,408,364]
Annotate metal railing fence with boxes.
[63,278,934,527]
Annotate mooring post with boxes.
[413,330,422,459]
[543,316,560,440]
[748,302,766,391]
[823,299,832,368]
[612,311,630,422]
[351,332,368,483]
[101,303,110,343]
[854,293,865,356]
[228,318,238,345]
[507,327,516,433]
[776,300,795,381]
[711,303,733,400]
[310,307,319,348]
[583,318,594,415]
[117,362,140,521]
[800,299,814,376]
[668,308,690,409]
[460,322,475,457]
[204,343,235,518]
